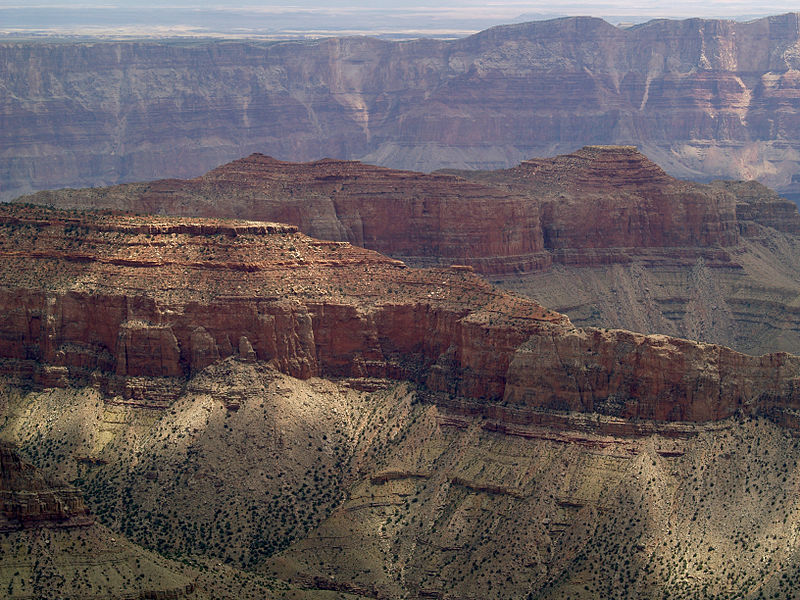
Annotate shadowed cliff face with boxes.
[0,441,92,531]
[4,13,800,200]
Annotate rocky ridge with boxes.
[5,205,800,599]
[1,203,800,432]
[20,145,770,274]
[22,145,800,355]
[4,13,800,200]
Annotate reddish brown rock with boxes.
[26,145,786,275]
[712,179,800,235]
[461,145,740,252]
[504,327,800,423]
[0,204,563,405]
[0,204,798,430]
[116,321,183,377]
[22,154,549,275]
[190,326,220,372]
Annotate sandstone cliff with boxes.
[4,13,800,200]
[5,205,800,599]
[20,154,548,274]
[23,145,800,354]
[18,146,754,273]
[1,204,799,430]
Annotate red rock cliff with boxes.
[21,154,550,275]
[27,146,795,275]
[1,204,799,430]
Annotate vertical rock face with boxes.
[20,145,760,274]
[463,145,741,252]
[713,179,800,234]
[504,328,800,423]
[116,321,182,377]
[4,13,800,199]
[19,145,800,355]
[1,204,800,432]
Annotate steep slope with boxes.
[2,205,800,599]
[268,408,800,600]
[22,145,800,355]
[0,441,194,600]
[14,146,745,270]
[5,372,800,600]
[457,145,800,354]
[4,13,800,200]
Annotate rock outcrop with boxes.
[0,442,92,531]
[21,145,800,354]
[4,13,800,200]
[455,145,741,265]
[0,441,195,599]
[21,145,771,274]
[21,153,550,275]
[504,328,800,423]
[1,204,799,431]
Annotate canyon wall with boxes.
[21,145,800,355]
[20,146,761,274]
[1,204,799,431]
[3,13,800,200]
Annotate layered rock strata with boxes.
[22,145,775,274]
[1,204,799,431]
[0,441,92,531]
[4,13,800,200]
[21,145,800,354]
[21,153,550,275]
[0,441,195,599]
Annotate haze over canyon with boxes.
[6,10,800,600]
[4,13,800,201]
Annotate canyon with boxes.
[4,13,800,201]
[1,203,799,427]
[2,203,800,598]
[23,145,800,355]
[7,10,800,600]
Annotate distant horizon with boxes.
[1,2,799,40]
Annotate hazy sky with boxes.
[1,1,798,14]
[1,1,798,38]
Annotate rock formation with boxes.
[1,203,799,431]
[0,441,92,531]
[24,153,548,274]
[16,146,757,273]
[4,13,800,200]
[4,205,800,599]
[0,441,195,599]
[23,145,800,354]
